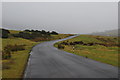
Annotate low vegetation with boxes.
[1,38,37,78]
[54,35,119,67]
[1,28,73,78]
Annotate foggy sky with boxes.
[2,2,118,34]
[2,0,119,2]
[0,2,2,27]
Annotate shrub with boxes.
[12,30,52,40]
[2,63,11,69]
[61,42,69,45]
[2,49,11,59]
[0,29,10,38]
[2,60,14,70]
[51,31,58,35]
[2,44,25,60]
[4,44,25,52]
[58,44,64,49]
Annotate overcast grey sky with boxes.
[0,2,2,27]
[2,2,118,34]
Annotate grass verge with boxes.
[54,35,119,67]
[1,34,73,78]
[2,38,40,78]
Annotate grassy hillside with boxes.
[1,29,73,78]
[9,30,20,34]
[2,38,39,78]
[54,35,119,67]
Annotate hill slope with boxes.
[54,35,119,67]
[91,29,119,36]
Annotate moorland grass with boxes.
[9,30,20,34]
[2,38,39,78]
[2,34,73,78]
[54,35,119,67]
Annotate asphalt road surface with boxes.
[24,35,118,78]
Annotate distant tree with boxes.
[35,30,39,32]
[46,31,50,35]
[24,29,31,32]
[20,32,32,39]
[41,30,46,34]
[47,31,50,34]
[0,29,10,38]
[12,31,32,39]
[12,29,51,40]
[31,30,35,32]
[12,34,20,37]
[51,31,58,35]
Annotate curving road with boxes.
[24,35,118,78]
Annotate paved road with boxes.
[24,35,118,78]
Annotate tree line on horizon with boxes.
[0,28,58,39]
[1,28,58,60]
